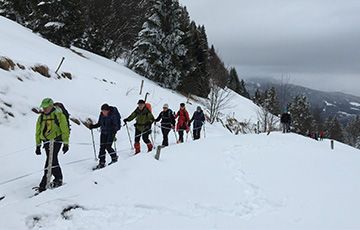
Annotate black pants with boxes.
[161,125,171,146]
[99,133,117,164]
[193,126,202,140]
[39,141,62,189]
[135,128,151,144]
[282,123,290,133]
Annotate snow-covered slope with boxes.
[1,16,360,230]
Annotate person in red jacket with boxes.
[175,103,190,143]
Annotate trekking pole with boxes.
[150,132,155,147]
[125,123,134,150]
[46,140,54,189]
[113,136,117,153]
[203,122,206,139]
[90,129,97,161]
[173,129,178,143]
[153,123,157,147]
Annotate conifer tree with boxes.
[324,116,344,142]
[288,95,314,135]
[263,87,281,115]
[128,0,186,89]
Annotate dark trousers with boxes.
[39,141,63,188]
[193,126,202,140]
[99,133,117,164]
[282,123,290,133]
[135,128,151,144]
[161,126,171,146]
[178,130,184,143]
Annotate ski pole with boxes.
[91,129,97,161]
[125,123,134,150]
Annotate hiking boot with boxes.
[147,143,153,152]
[108,156,118,166]
[93,163,105,170]
[50,180,63,189]
[134,143,141,155]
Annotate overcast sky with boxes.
[180,0,360,96]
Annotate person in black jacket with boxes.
[190,106,205,140]
[89,104,121,169]
[155,104,175,146]
[280,111,291,133]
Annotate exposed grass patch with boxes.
[32,65,51,78]
[0,56,15,71]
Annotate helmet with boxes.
[40,98,54,109]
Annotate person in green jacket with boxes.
[35,98,70,192]
[123,100,155,154]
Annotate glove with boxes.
[63,144,69,154]
[35,146,41,155]
[123,119,128,124]
[88,124,95,130]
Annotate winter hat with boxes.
[138,100,146,105]
[180,103,185,107]
[197,106,202,111]
[101,104,110,111]
[40,98,54,108]
[163,104,169,108]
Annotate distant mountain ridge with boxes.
[245,77,360,123]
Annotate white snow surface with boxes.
[1,16,360,230]
[350,102,360,107]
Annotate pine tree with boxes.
[344,116,360,146]
[262,87,281,115]
[31,0,84,47]
[325,116,344,142]
[253,89,263,105]
[128,0,186,89]
[0,0,32,23]
[207,45,229,88]
[355,136,360,149]
[227,68,250,99]
[288,95,314,135]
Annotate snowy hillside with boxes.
[1,16,360,230]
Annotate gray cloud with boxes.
[180,0,360,96]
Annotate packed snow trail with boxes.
[1,133,360,229]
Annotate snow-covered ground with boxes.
[1,16,360,230]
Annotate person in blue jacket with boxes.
[190,106,205,140]
[89,104,121,169]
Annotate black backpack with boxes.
[111,106,121,131]
[54,102,71,131]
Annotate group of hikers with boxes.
[33,98,206,193]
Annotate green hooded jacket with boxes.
[126,107,155,132]
[35,107,70,145]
